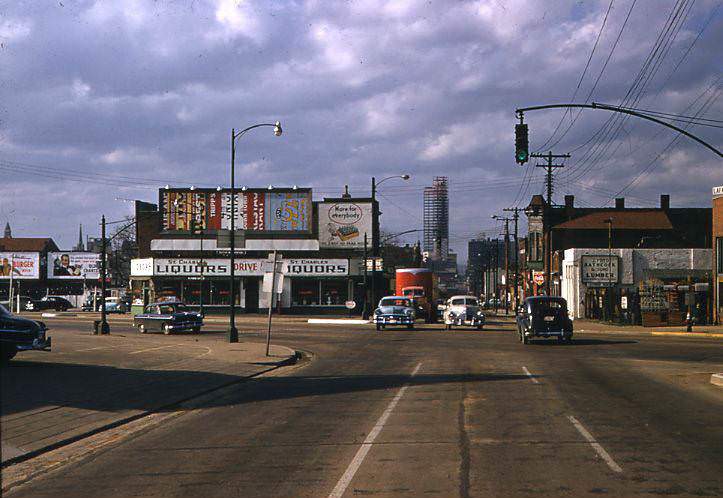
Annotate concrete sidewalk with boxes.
[1,338,297,466]
[573,319,723,338]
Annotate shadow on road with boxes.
[529,338,637,346]
[1,360,531,416]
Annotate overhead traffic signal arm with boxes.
[514,102,721,158]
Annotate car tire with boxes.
[1,346,17,364]
[376,324,381,331]
[476,324,483,330]
[193,327,201,334]
[446,323,452,331]
[522,334,529,345]
[139,324,147,334]
[163,323,172,335]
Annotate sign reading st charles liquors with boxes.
[318,202,372,249]
[581,255,619,285]
[283,259,349,276]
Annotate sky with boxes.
[1,0,721,263]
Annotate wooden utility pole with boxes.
[531,151,569,295]
[503,207,522,308]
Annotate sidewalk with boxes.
[1,338,297,466]
[573,319,723,338]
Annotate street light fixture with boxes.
[227,121,283,343]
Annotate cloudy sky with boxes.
[1,0,721,262]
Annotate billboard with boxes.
[318,202,372,249]
[47,252,100,279]
[0,252,40,279]
[160,188,311,233]
[581,255,619,286]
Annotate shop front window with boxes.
[321,280,347,305]
[292,279,318,306]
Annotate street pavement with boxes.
[2,315,722,497]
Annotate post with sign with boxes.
[264,251,283,356]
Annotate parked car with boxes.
[0,296,33,312]
[25,296,73,312]
[133,301,203,335]
[81,292,103,312]
[516,296,573,344]
[373,296,416,330]
[0,304,51,363]
[443,295,485,330]
[103,297,127,313]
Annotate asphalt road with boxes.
[5,316,723,497]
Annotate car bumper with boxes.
[375,316,414,325]
[524,329,572,338]
[167,321,203,331]
[16,335,52,351]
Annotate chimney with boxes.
[564,195,574,208]
[615,198,625,209]
[660,194,670,210]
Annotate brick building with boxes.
[713,186,723,323]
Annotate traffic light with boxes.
[515,123,529,164]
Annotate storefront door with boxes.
[245,278,259,313]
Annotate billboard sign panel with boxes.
[160,188,311,233]
[0,252,40,279]
[47,252,100,279]
[282,259,348,276]
[153,258,265,277]
[581,255,619,285]
[318,202,372,249]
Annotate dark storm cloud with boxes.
[0,0,720,258]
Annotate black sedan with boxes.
[0,304,51,363]
[25,296,74,312]
[516,296,573,344]
[133,301,203,335]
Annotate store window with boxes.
[717,238,723,274]
[292,279,319,306]
[321,280,346,305]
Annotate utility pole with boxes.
[502,218,510,314]
[362,233,369,319]
[99,215,109,335]
[503,207,522,309]
[531,151,570,296]
[494,238,499,314]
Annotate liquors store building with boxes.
[130,188,376,314]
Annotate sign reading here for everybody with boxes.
[581,255,619,285]
[318,202,372,249]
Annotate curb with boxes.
[651,331,723,339]
[1,348,300,470]
[40,312,78,318]
[710,374,723,387]
[307,319,370,325]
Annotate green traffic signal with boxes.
[515,123,529,164]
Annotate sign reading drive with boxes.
[581,255,619,285]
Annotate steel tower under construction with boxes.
[423,176,449,259]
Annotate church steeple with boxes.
[3,222,10,238]
[74,224,84,251]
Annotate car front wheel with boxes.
[163,323,172,335]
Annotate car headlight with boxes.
[404,309,414,316]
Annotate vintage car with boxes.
[25,296,73,312]
[516,296,573,344]
[133,301,203,335]
[103,297,128,314]
[443,295,485,330]
[0,304,51,363]
[373,296,416,330]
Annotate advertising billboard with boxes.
[0,252,40,279]
[47,252,101,279]
[160,188,311,233]
[318,202,372,249]
[581,255,619,286]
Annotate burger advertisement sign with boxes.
[318,202,372,249]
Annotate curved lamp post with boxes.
[364,174,410,319]
[228,121,282,343]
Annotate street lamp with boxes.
[364,173,411,319]
[228,121,282,343]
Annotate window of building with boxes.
[320,280,347,305]
[717,238,723,274]
[292,279,319,306]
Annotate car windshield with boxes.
[380,298,410,307]
[158,304,177,314]
[451,298,465,305]
[533,299,567,315]
[467,298,479,307]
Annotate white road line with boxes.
[74,346,110,352]
[522,366,539,384]
[568,415,623,473]
[328,362,423,498]
[128,344,184,355]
